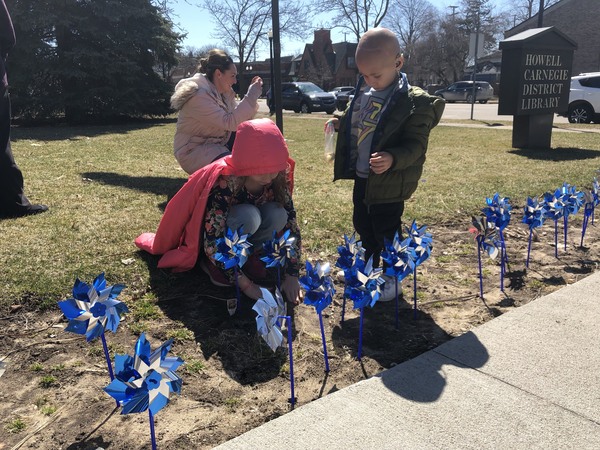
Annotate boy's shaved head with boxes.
[356,27,401,63]
[355,27,403,90]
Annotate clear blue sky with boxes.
[172,0,509,60]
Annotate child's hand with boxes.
[325,118,339,132]
[370,151,393,174]
[281,275,302,306]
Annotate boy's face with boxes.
[356,52,400,91]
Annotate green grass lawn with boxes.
[2,117,600,307]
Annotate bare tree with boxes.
[201,0,312,91]
[313,0,391,42]
[507,0,560,25]
[383,0,437,59]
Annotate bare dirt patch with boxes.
[1,211,599,449]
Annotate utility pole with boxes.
[537,0,545,27]
[449,5,458,18]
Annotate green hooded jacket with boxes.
[334,74,445,206]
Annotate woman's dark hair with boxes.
[198,49,235,82]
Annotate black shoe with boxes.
[3,204,49,218]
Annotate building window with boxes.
[347,57,356,69]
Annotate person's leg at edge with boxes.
[0,90,47,218]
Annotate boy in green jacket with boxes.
[328,27,445,300]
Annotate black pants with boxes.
[0,90,30,216]
[352,176,404,267]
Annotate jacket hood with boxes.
[170,73,213,111]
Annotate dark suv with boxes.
[281,82,336,114]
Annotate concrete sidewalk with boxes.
[216,271,600,449]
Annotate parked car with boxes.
[329,86,354,98]
[435,81,494,104]
[281,82,336,114]
[558,72,600,123]
[336,88,355,110]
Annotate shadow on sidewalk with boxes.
[377,330,489,402]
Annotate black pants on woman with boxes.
[352,176,404,268]
[0,89,31,217]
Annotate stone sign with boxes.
[498,27,577,148]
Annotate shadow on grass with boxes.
[509,147,600,161]
[137,251,287,386]
[330,296,487,401]
[10,117,176,142]
[83,172,185,209]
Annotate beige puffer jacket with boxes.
[171,73,260,174]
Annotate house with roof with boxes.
[296,29,359,90]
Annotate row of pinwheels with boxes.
[470,179,599,298]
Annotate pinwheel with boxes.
[560,183,584,250]
[381,232,416,329]
[522,197,547,268]
[299,261,335,372]
[345,256,384,360]
[336,233,365,324]
[253,288,295,405]
[215,226,253,312]
[406,220,433,319]
[482,194,511,291]
[470,216,500,299]
[104,333,183,450]
[592,177,600,225]
[58,273,128,383]
[261,229,297,289]
[543,189,566,258]
[581,189,595,247]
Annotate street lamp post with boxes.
[271,0,283,132]
[268,29,274,115]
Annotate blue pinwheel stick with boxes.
[543,189,566,258]
[215,226,253,312]
[58,273,128,388]
[261,229,297,290]
[581,189,595,247]
[406,221,433,320]
[482,194,511,292]
[104,333,183,450]
[299,261,335,372]
[471,216,500,299]
[253,288,295,406]
[561,183,584,251]
[522,196,547,268]
[345,256,384,360]
[336,233,365,325]
[381,232,416,329]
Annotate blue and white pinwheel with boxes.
[471,216,500,259]
[336,233,365,281]
[346,256,385,310]
[300,261,335,314]
[543,189,566,221]
[253,288,286,352]
[381,232,417,282]
[261,229,297,269]
[482,193,512,231]
[406,220,433,267]
[214,227,253,269]
[58,273,128,342]
[562,183,584,216]
[522,196,547,230]
[104,333,183,416]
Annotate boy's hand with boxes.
[325,118,339,131]
[370,151,393,174]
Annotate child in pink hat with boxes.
[136,118,301,305]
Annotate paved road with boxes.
[257,99,571,124]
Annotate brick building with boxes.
[297,29,359,90]
[504,0,600,75]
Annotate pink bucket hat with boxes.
[228,118,290,176]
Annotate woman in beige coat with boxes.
[171,49,263,174]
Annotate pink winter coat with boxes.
[171,73,260,173]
